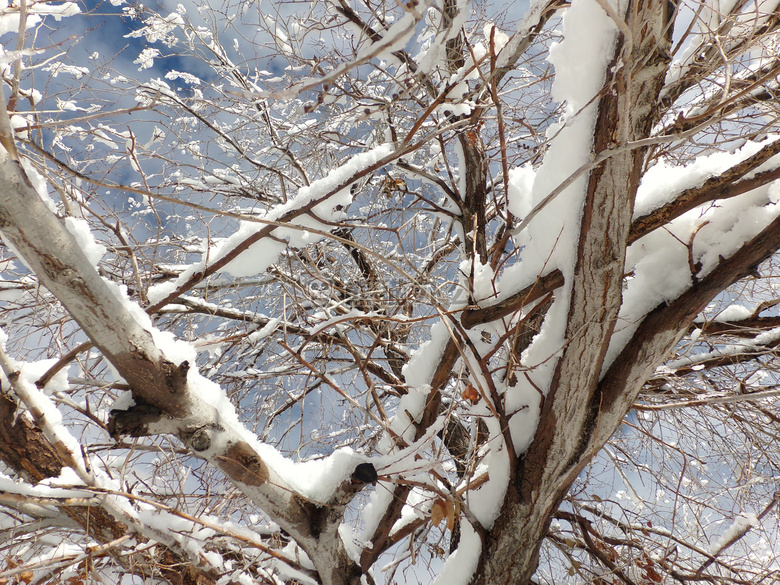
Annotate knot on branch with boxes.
[351,462,378,485]
[107,400,162,438]
[189,428,211,452]
[217,441,269,486]
[180,423,223,453]
[326,462,379,513]
[163,359,190,394]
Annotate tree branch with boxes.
[0,147,368,585]
[630,137,780,244]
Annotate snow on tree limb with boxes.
[0,144,375,585]
[1,0,780,583]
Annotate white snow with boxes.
[148,143,393,302]
[605,137,780,369]
[0,469,90,499]
[634,137,780,219]
[125,12,185,45]
[64,218,107,267]
[134,48,162,71]
[493,0,620,406]
[710,512,759,554]
[403,320,453,388]
[0,347,80,458]
[666,327,780,372]
[165,70,201,85]
[0,0,79,35]
[254,446,364,504]
[42,63,89,79]
[20,159,56,212]
[507,164,535,218]
[712,304,752,322]
[430,523,482,585]
[212,229,287,278]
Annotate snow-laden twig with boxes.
[636,385,780,411]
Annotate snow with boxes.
[262,7,422,100]
[148,143,393,303]
[7,0,780,579]
[359,481,395,542]
[125,12,185,45]
[363,0,626,548]
[464,445,510,528]
[213,229,287,278]
[664,0,775,90]
[42,63,89,79]
[19,159,56,212]
[484,23,509,53]
[359,9,422,67]
[0,469,90,499]
[30,1,80,20]
[0,0,79,35]
[64,218,107,267]
[403,320,453,388]
[506,390,542,455]
[359,379,452,541]
[413,0,470,77]
[695,199,780,276]
[165,70,202,85]
[134,47,162,70]
[255,446,365,504]
[507,164,535,218]
[430,523,482,585]
[491,0,620,404]
[547,4,618,108]
[605,138,780,369]
[710,512,759,554]
[0,346,80,458]
[247,317,282,344]
[0,337,157,547]
[375,421,446,479]
[634,137,780,219]
[665,327,780,372]
[110,310,370,504]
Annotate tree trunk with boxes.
[472,0,676,580]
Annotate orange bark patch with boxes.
[219,441,269,486]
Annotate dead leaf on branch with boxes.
[462,384,480,403]
[430,497,456,531]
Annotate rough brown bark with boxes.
[472,0,676,581]
[0,394,218,585]
[461,269,564,329]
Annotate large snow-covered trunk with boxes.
[3,0,780,581]
[470,0,780,580]
[473,0,675,580]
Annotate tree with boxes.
[1,0,779,583]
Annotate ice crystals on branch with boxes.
[164,70,201,85]
[0,0,79,35]
[41,62,89,79]
[125,11,185,46]
[147,143,395,303]
[133,47,162,71]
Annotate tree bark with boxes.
[472,0,676,581]
[0,394,218,585]
[0,149,366,585]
